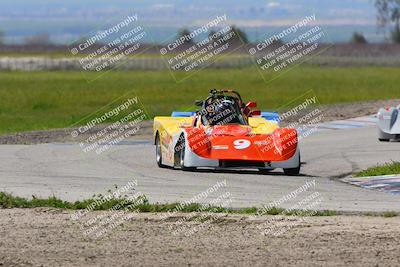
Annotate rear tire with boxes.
[283,166,300,176]
[379,138,390,142]
[155,133,167,168]
[283,153,301,176]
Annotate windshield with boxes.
[202,98,247,126]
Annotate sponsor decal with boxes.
[254,140,270,146]
[212,145,229,150]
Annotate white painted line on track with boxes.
[343,174,400,195]
[298,115,377,134]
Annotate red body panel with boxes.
[184,125,297,162]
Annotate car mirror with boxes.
[246,101,257,108]
[249,110,261,117]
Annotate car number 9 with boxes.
[233,139,251,149]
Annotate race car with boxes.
[377,105,400,142]
[153,89,301,175]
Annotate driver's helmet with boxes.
[205,98,240,125]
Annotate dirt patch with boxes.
[0,120,154,145]
[1,99,399,145]
[319,99,399,121]
[0,208,399,266]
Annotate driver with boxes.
[204,98,242,126]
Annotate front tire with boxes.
[179,138,196,171]
[155,133,167,168]
[379,138,390,142]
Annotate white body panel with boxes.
[377,106,400,140]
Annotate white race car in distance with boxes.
[377,105,400,142]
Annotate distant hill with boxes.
[0,0,383,44]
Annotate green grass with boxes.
[8,191,400,217]
[0,191,337,216]
[383,211,398,218]
[0,51,76,58]
[1,66,400,134]
[356,161,400,177]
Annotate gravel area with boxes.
[0,208,399,266]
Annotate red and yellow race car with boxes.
[153,89,300,175]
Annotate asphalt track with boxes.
[1,117,400,212]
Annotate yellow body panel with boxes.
[153,116,192,142]
[248,117,279,134]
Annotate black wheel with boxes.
[179,138,196,171]
[283,166,300,176]
[379,138,390,142]
[259,169,273,174]
[283,153,301,176]
[155,133,167,168]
